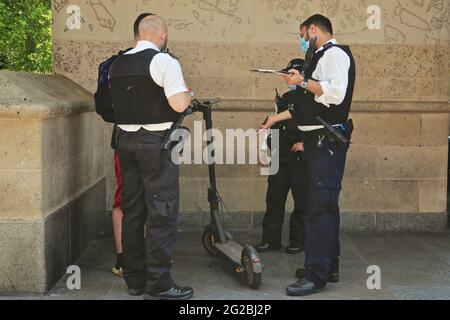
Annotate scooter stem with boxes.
[202,105,227,243]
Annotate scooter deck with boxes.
[215,240,243,265]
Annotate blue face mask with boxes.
[300,37,309,54]
[288,85,297,91]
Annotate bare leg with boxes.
[112,206,123,254]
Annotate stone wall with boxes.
[51,0,450,231]
[0,71,106,293]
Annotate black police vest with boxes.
[108,48,180,125]
[276,89,304,162]
[297,43,356,126]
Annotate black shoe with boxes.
[295,268,340,283]
[255,242,281,253]
[285,246,305,255]
[144,285,194,300]
[286,278,326,297]
[128,288,144,296]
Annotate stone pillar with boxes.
[0,71,106,293]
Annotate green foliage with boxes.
[0,0,52,73]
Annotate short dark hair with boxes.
[134,13,154,38]
[303,14,333,35]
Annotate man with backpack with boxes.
[94,12,154,280]
[108,15,193,300]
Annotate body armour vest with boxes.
[296,42,356,126]
[274,89,304,162]
[108,48,180,125]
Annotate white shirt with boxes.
[313,39,350,108]
[299,39,351,131]
[118,41,188,132]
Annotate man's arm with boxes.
[151,53,192,113]
[303,79,324,97]
[282,48,350,107]
[168,92,192,113]
[260,110,292,129]
[314,49,350,107]
[282,71,324,96]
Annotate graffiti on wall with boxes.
[261,0,449,43]
[52,0,449,43]
[54,0,247,37]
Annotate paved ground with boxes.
[2,229,450,300]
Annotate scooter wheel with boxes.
[242,247,262,289]
[201,227,216,256]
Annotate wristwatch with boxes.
[300,78,309,89]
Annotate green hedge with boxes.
[0,0,52,73]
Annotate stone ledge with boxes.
[179,211,449,232]
[0,71,94,120]
[0,100,94,120]
[3,69,444,118]
[213,100,450,113]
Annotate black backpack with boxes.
[94,49,131,123]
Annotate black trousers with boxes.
[117,129,180,294]
[303,137,349,285]
[262,158,307,248]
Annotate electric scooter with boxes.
[162,98,264,289]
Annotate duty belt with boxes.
[303,125,347,144]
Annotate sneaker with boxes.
[112,266,123,278]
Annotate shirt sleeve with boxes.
[150,53,189,99]
[314,47,350,108]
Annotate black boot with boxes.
[286,278,326,296]
[144,285,194,300]
[285,244,305,255]
[255,242,281,253]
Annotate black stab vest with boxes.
[297,42,356,126]
[108,49,180,125]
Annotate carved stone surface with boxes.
[51,0,450,229]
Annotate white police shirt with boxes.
[313,39,350,107]
[118,40,188,132]
[299,39,351,131]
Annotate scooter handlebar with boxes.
[192,98,221,108]
[206,97,221,105]
[162,98,221,151]
[188,98,221,114]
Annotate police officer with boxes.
[109,12,154,279]
[108,15,193,300]
[255,59,307,255]
[261,14,356,296]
